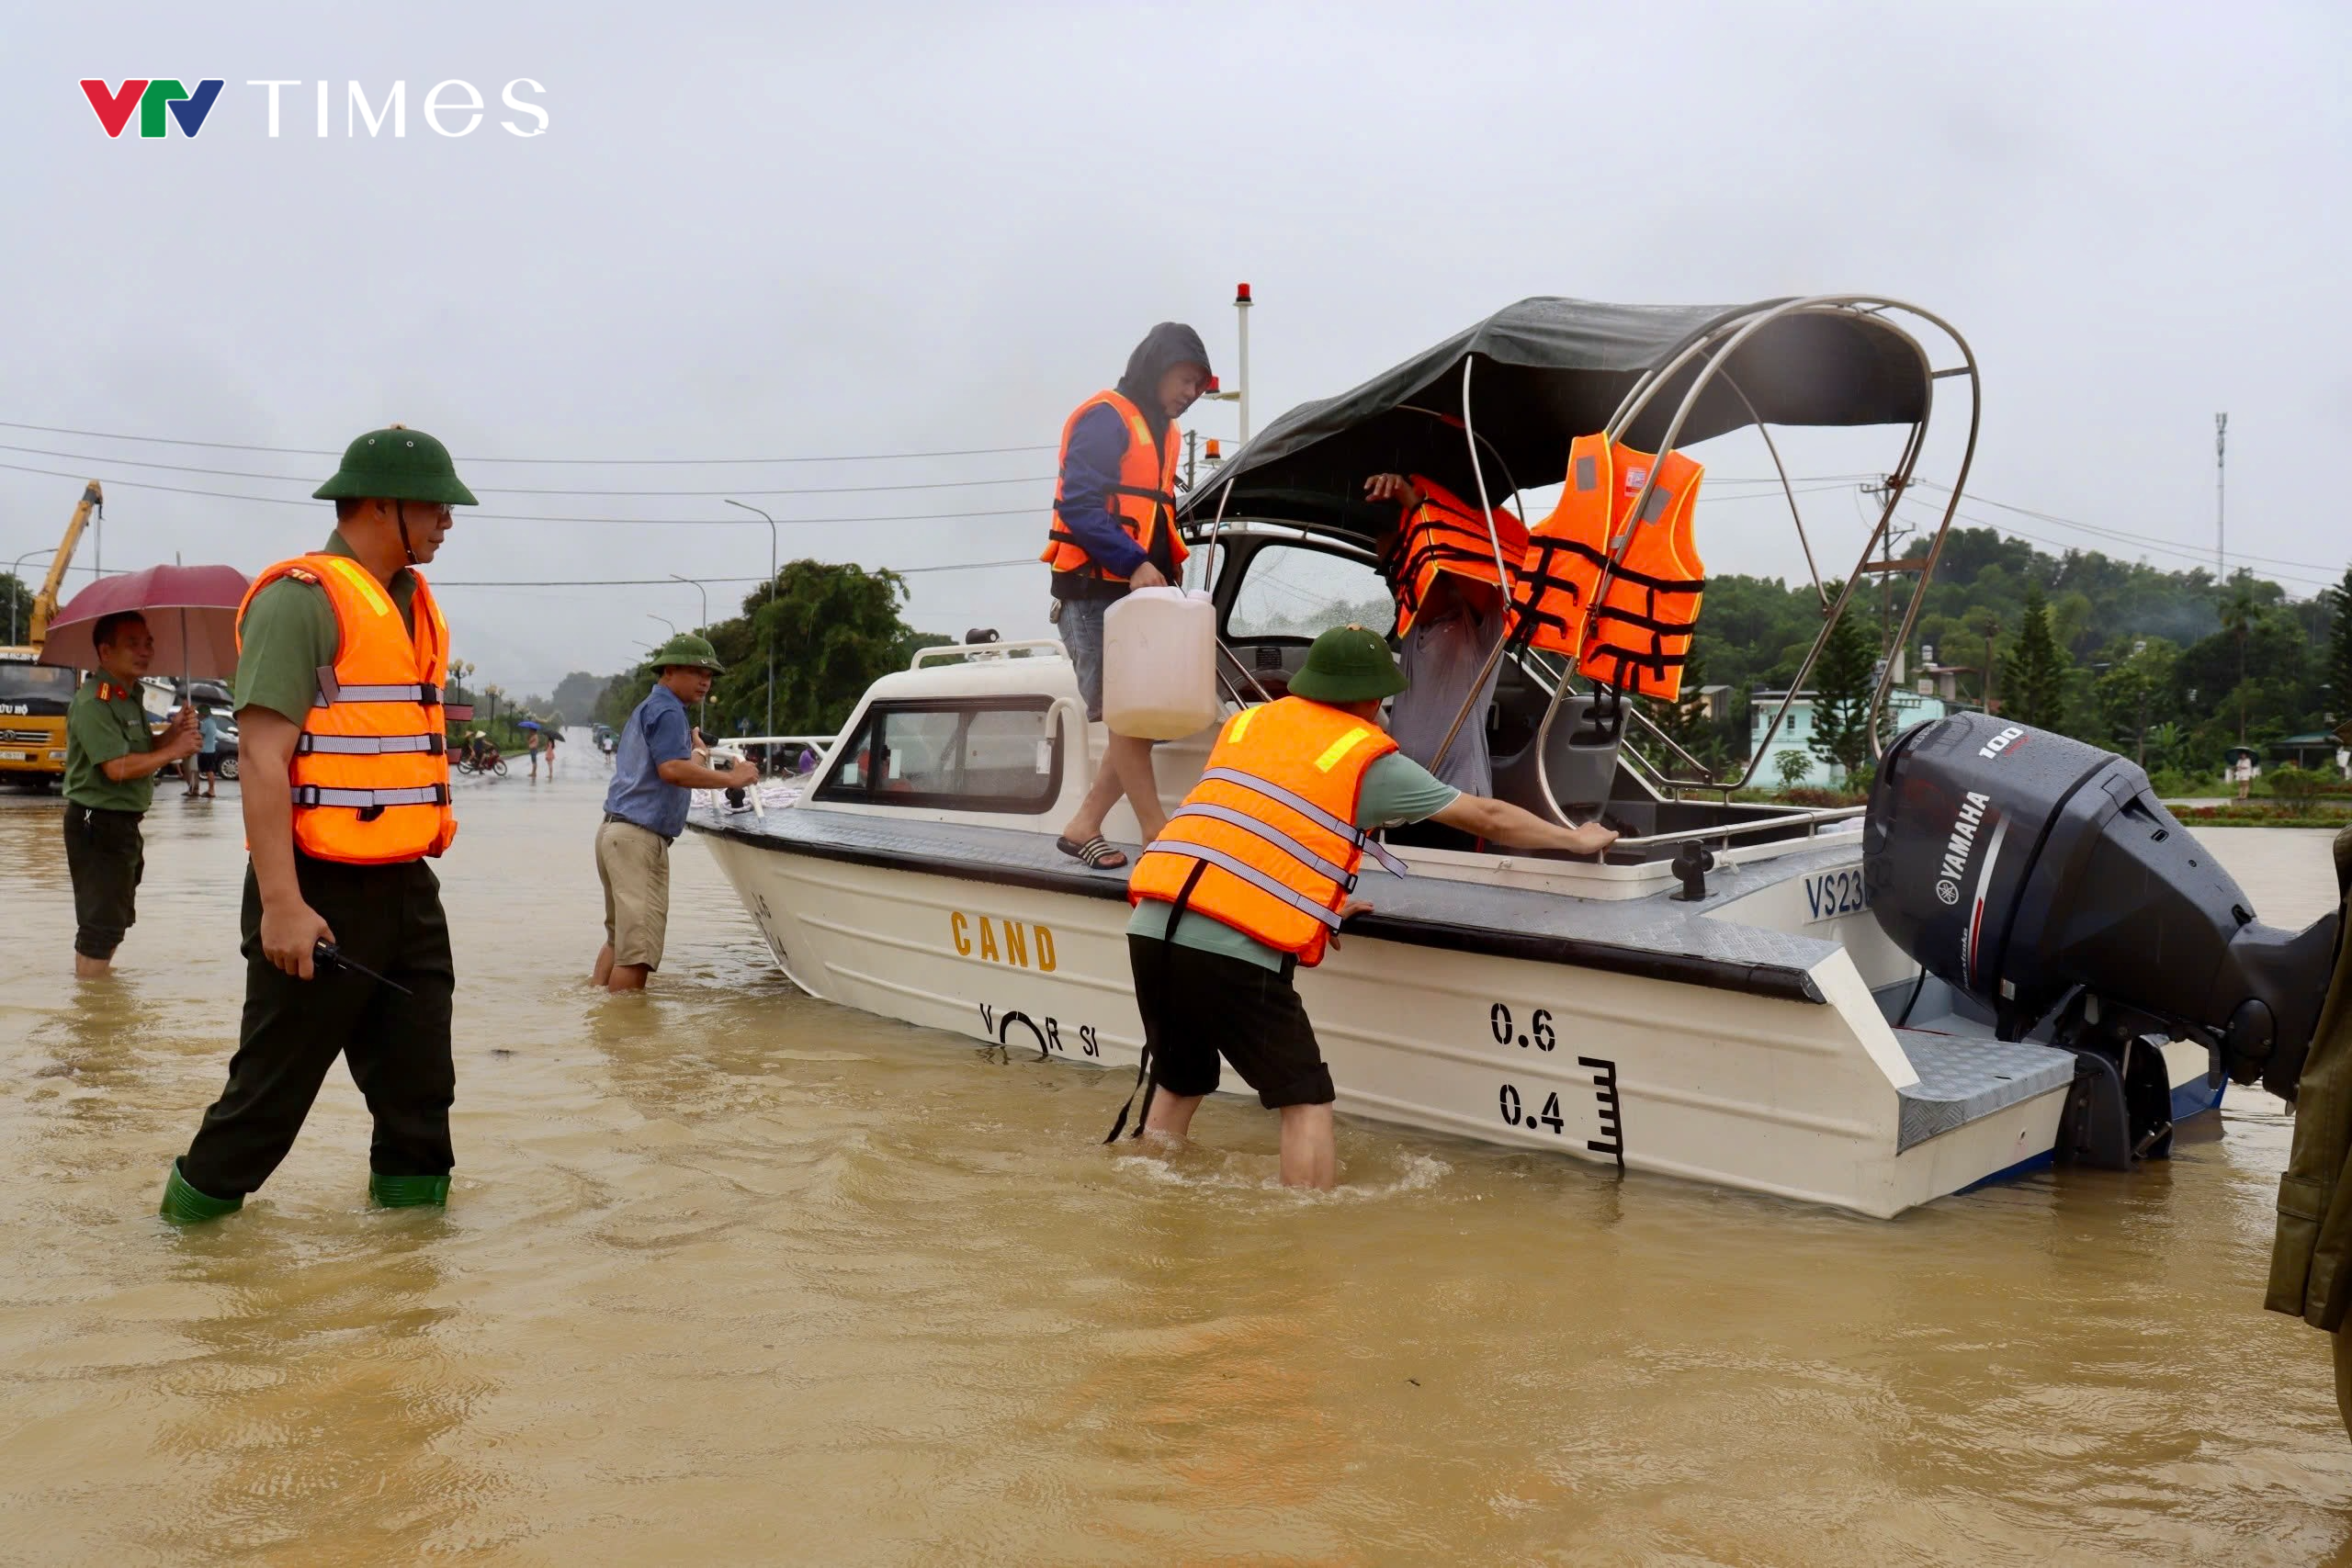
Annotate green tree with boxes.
[1642,642,1729,777]
[2221,578,2257,744]
[2325,564,2352,728]
[704,561,920,736]
[0,572,30,645]
[1807,605,1887,782]
[2093,637,2177,763]
[2008,579,2070,731]
[1773,747,1813,791]
[548,671,607,726]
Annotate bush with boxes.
[2147,766,2194,797]
[1780,784,1867,808]
[2269,764,2323,801]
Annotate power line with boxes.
[1911,479,2343,577]
[1895,495,2340,592]
[0,419,1055,466]
[429,559,1034,587]
[0,440,1050,497]
[0,458,1037,525]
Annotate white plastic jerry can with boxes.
[1102,587,1218,739]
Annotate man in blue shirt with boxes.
[593,634,757,992]
[1047,321,1212,870]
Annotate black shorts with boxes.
[198,752,221,775]
[1127,933,1335,1109]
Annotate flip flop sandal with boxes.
[1055,834,1129,871]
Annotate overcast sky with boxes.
[6,2,2346,696]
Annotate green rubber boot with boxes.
[158,1160,242,1224]
[368,1172,450,1209]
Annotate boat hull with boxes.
[696,819,2072,1218]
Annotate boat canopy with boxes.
[1180,297,1933,542]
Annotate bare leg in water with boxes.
[1142,1090,1336,1190]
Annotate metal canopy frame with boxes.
[1186,293,1982,839]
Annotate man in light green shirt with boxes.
[1124,626,1618,1188]
[62,612,197,976]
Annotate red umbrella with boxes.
[40,563,252,682]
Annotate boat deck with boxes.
[693,802,1864,1002]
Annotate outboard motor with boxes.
[1864,714,2338,1167]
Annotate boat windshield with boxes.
[1223,540,1390,641]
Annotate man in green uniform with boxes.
[158,425,477,1224]
[62,612,198,977]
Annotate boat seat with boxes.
[1493,689,1623,817]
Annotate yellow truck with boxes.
[0,480,102,790]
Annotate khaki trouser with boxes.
[595,818,672,971]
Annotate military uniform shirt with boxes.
[232,530,418,726]
[63,675,159,812]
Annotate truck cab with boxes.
[0,649,77,787]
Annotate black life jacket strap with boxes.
[1104,859,1209,1144]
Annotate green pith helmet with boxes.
[1288,624,1407,704]
[312,423,480,506]
[646,632,725,673]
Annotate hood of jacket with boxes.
[1115,321,1213,440]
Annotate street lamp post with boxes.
[6,548,55,645]
[647,612,702,732]
[723,500,778,741]
[670,574,708,628]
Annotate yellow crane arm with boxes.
[28,480,102,649]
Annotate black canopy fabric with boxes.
[1179,297,1932,540]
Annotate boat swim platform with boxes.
[1890,1029,2075,1153]
[694,804,1874,1003]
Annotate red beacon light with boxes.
[1235,282,1252,304]
[1204,376,1221,393]
[1205,438,1223,458]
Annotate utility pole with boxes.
[1860,476,1914,648]
[2215,412,2228,582]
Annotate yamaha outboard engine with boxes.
[1864,714,2338,1167]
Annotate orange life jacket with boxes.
[1377,475,1528,636]
[1040,389,1189,584]
[236,552,457,864]
[1509,434,1706,701]
[1127,695,1408,968]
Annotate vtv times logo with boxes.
[80,78,549,140]
[80,79,224,138]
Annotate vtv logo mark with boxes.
[81,79,225,139]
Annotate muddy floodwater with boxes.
[4,755,2348,1565]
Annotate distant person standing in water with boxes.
[1042,321,1213,872]
[543,726,560,776]
[194,705,226,798]
[527,726,545,781]
[62,612,198,977]
[593,635,758,993]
